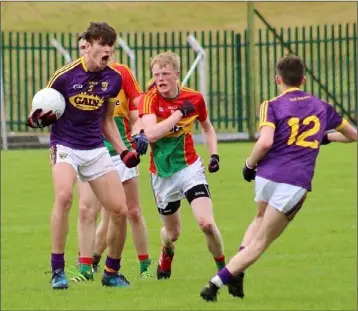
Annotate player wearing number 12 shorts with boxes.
[200,54,357,302]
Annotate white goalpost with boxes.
[182,35,251,141]
[117,35,137,79]
[182,35,207,105]
[51,38,72,64]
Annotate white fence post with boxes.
[51,38,72,64]
[117,35,136,78]
[186,35,207,105]
[1,59,8,150]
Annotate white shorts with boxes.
[49,144,115,183]
[151,157,208,211]
[111,154,139,183]
[255,176,308,219]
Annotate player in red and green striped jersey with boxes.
[138,51,226,280]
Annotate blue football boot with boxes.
[101,272,130,287]
[52,268,69,290]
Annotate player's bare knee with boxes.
[110,203,128,219]
[127,203,142,223]
[165,227,181,242]
[78,201,96,223]
[56,190,73,210]
[162,224,181,242]
[199,221,216,235]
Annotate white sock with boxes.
[211,275,224,288]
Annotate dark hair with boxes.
[276,54,305,87]
[77,32,85,42]
[84,22,117,46]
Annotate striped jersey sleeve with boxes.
[259,100,276,129]
[114,64,143,110]
[46,58,81,94]
[138,90,157,117]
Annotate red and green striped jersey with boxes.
[104,63,143,155]
[138,86,208,177]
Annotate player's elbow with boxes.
[257,137,273,150]
[257,127,274,150]
[346,130,357,142]
[341,125,357,143]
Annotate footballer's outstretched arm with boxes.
[246,126,274,168]
[323,102,357,144]
[102,101,128,154]
[328,123,357,143]
[141,112,183,143]
[199,117,218,156]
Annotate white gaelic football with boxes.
[31,88,66,120]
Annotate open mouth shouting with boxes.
[157,82,168,89]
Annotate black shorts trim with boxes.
[185,184,210,204]
[157,200,181,216]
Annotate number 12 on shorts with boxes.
[287,115,320,149]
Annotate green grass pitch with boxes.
[1,142,356,310]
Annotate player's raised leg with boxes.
[50,148,78,290]
[123,177,153,278]
[201,204,290,301]
[157,208,181,280]
[228,205,289,273]
[73,180,102,282]
[89,169,130,287]
[201,179,308,301]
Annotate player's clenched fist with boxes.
[178,101,195,117]
[132,129,149,155]
[120,150,140,168]
[208,154,220,173]
[242,160,256,182]
[27,108,57,128]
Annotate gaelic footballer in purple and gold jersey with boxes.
[200,54,357,303]
[47,57,122,150]
[35,22,141,291]
[256,88,346,191]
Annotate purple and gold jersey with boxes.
[47,57,122,150]
[257,87,347,191]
